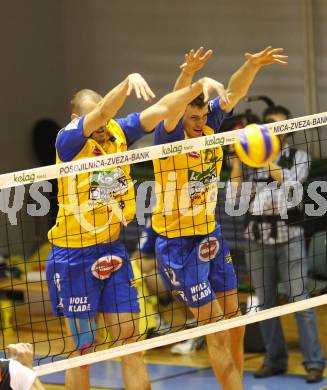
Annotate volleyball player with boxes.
[46,72,229,390]
[151,46,288,389]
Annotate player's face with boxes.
[91,126,108,143]
[264,113,288,145]
[72,98,108,144]
[264,113,287,123]
[183,105,208,138]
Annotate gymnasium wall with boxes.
[2,0,326,169]
[0,0,66,173]
[1,0,326,255]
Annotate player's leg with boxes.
[100,241,151,390]
[188,301,243,390]
[64,318,91,390]
[155,234,242,390]
[46,246,99,390]
[216,289,245,377]
[209,227,245,378]
[104,311,151,390]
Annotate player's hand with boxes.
[245,46,288,67]
[126,73,156,102]
[199,77,231,104]
[7,343,34,369]
[180,47,213,74]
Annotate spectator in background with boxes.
[230,105,325,383]
[0,343,44,390]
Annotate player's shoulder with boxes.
[208,98,217,114]
[62,117,84,132]
[107,119,126,139]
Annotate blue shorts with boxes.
[46,241,140,318]
[155,225,237,308]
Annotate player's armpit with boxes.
[163,111,185,133]
[83,79,130,137]
[84,74,155,137]
[139,82,204,132]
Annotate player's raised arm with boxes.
[161,47,229,131]
[173,47,213,91]
[139,76,226,133]
[83,73,155,137]
[220,46,288,113]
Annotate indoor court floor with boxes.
[37,304,327,389]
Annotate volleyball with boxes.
[234,123,280,167]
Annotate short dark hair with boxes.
[71,89,102,115]
[190,93,206,109]
[263,105,291,120]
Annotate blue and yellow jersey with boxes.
[48,113,146,248]
[152,98,231,238]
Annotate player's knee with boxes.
[193,301,223,324]
[66,317,96,354]
[118,322,140,343]
[231,325,245,341]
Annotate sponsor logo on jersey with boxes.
[89,168,128,202]
[187,151,201,159]
[198,237,219,261]
[225,252,232,264]
[91,255,123,280]
[93,146,103,156]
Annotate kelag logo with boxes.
[162,144,183,156]
[13,172,36,184]
[205,136,225,147]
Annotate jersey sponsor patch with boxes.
[89,168,128,203]
[225,252,233,264]
[188,164,218,207]
[64,117,81,131]
[93,146,103,156]
[198,237,219,261]
[91,255,123,280]
[187,151,201,159]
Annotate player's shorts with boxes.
[155,224,237,308]
[46,240,140,318]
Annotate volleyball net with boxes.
[0,111,326,377]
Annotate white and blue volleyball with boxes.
[234,124,280,168]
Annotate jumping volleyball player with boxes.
[152,46,288,390]
[46,72,229,390]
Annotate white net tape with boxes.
[0,112,326,189]
[34,294,327,376]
